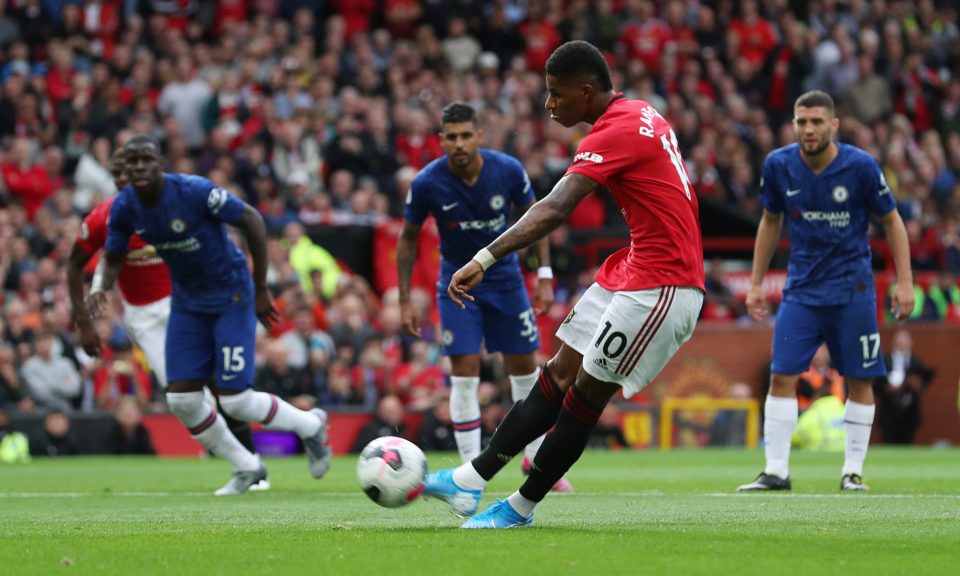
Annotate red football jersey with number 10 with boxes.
[76,197,172,306]
[564,95,705,293]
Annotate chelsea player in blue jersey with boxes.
[397,102,572,490]
[94,135,331,495]
[738,91,914,492]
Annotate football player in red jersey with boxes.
[423,41,706,528]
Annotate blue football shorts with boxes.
[771,299,887,379]
[166,302,257,390]
[437,282,540,357]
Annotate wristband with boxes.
[537,266,554,280]
[472,248,497,271]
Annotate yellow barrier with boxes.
[659,397,759,450]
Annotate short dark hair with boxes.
[125,134,162,153]
[794,90,835,115]
[440,101,478,127]
[545,41,613,92]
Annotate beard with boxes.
[800,137,831,157]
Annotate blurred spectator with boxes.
[588,403,630,450]
[111,396,155,455]
[874,330,935,445]
[92,339,152,411]
[328,290,378,357]
[391,339,446,409]
[254,338,315,411]
[278,306,335,371]
[21,330,81,412]
[701,259,745,322]
[72,136,115,212]
[441,17,481,73]
[157,55,212,150]
[418,391,457,452]
[351,394,406,452]
[0,343,33,411]
[31,408,78,456]
[283,221,341,300]
[844,52,893,125]
[708,381,755,447]
[927,272,960,322]
[317,358,363,407]
[791,379,846,452]
[478,401,506,450]
[1,137,54,220]
[796,344,845,413]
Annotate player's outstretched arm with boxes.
[881,208,915,320]
[233,204,280,329]
[396,221,423,337]
[448,174,597,308]
[747,209,783,321]
[66,243,102,357]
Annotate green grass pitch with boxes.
[2,448,958,576]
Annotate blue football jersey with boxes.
[404,149,535,291]
[106,174,252,312]
[760,143,896,306]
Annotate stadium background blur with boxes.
[0,0,958,456]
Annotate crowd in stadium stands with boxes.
[0,1,958,431]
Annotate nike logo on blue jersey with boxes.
[862,360,878,369]
[786,189,802,197]
[222,374,239,381]
[442,202,459,211]
[134,228,146,235]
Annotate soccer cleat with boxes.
[461,499,533,529]
[214,464,268,496]
[840,473,869,491]
[422,468,483,517]
[248,478,271,491]
[521,455,575,493]
[737,472,792,491]
[302,408,332,479]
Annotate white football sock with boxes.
[166,391,260,472]
[510,369,546,463]
[452,462,487,491]
[843,400,875,476]
[763,395,798,479]
[507,490,537,518]
[450,376,481,463]
[218,389,320,438]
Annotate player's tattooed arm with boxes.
[396,221,422,303]
[397,221,424,337]
[518,198,555,315]
[66,243,94,325]
[487,174,598,259]
[84,250,124,329]
[67,242,105,356]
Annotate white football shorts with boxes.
[556,283,702,398]
[122,296,171,389]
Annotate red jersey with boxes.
[565,96,704,292]
[76,198,171,306]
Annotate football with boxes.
[356,436,428,508]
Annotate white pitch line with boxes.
[1,491,958,499]
[0,491,362,498]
